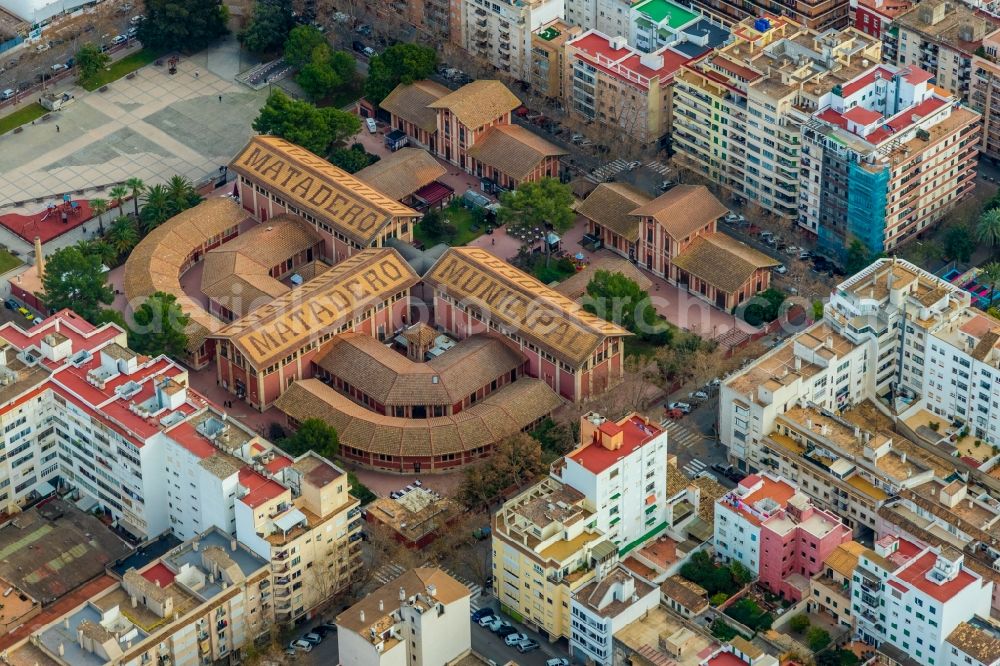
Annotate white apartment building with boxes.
[336,567,471,666]
[462,0,564,80]
[944,616,1000,666]
[853,535,993,665]
[0,310,361,625]
[552,412,669,552]
[563,0,633,38]
[569,564,659,665]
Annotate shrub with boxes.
[807,627,832,652]
[711,619,739,642]
[789,614,810,634]
[710,592,729,606]
[680,551,738,596]
[929,421,940,431]
[726,598,774,632]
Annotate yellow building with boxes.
[492,477,618,639]
[530,19,581,100]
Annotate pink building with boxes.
[714,473,851,600]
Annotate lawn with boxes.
[0,249,22,274]
[0,103,47,135]
[413,202,485,247]
[81,49,159,91]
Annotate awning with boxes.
[36,480,55,497]
[75,494,99,512]
[274,508,308,533]
[414,181,454,206]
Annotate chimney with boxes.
[33,237,43,280]
[58,643,64,657]
[131,595,137,608]
[360,610,365,623]
[193,541,199,552]
[900,452,906,464]
[399,587,406,601]
[826,336,834,350]
[379,599,384,612]
[427,583,436,597]
[230,539,237,552]
[794,357,802,371]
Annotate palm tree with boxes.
[980,262,1000,307]
[125,177,145,218]
[87,240,118,268]
[109,185,129,217]
[976,208,1000,252]
[89,198,108,235]
[166,175,197,212]
[107,216,139,256]
[140,184,172,233]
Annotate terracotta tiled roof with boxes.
[630,185,729,240]
[229,136,418,247]
[554,257,653,301]
[312,332,525,406]
[660,575,708,613]
[337,568,468,637]
[575,183,652,242]
[122,198,248,353]
[209,249,420,369]
[402,322,439,348]
[355,148,448,202]
[427,80,521,129]
[275,377,562,457]
[824,541,867,578]
[423,247,630,368]
[379,80,450,133]
[466,125,567,182]
[671,233,781,293]
[945,620,1000,664]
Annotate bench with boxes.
[99,85,108,92]
[126,72,135,80]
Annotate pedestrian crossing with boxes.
[646,160,672,175]
[682,458,708,479]
[658,419,702,449]
[585,159,630,183]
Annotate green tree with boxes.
[583,270,672,344]
[844,239,870,275]
[812,300,824,321]
[125,178,145,218]
[296,45,355,101]
[364,43,438,104]
[166,175,201,211]
[95,308,126,327]
[252,90,360,155]
[129,291,190,358]
[107,215,139,256]
[912,240,943,268]
[498,178,574,265]
[75,43,110,86]
[680,551,738,596]
[944,224,976,263]
[807,627,832,652]
[137,0,229,53]
[41,246,113,323]
[740,288,786,327]
[84,239,117,268]
[710,620,740,642]
[280,418,340,458]
[109,185,129,217]
[140,184,173,232]
[89,197,108,234]
[709,592,729,606]
[730,560,754,586]
[328,144,377,173]
[284,25,328,68]
[980,262,1000,305]
[789,614,811,634]
[977,207,1000,251]
[239,0,294,54]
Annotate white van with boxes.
[0,89,14,101]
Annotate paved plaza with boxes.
[0,38,267,253]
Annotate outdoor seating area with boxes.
[942,266,1000,309]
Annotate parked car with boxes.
[546,660,570,666]
[471,608,494,622]
[362,46,376,57]
[784,245,800,256]
[517,639,540,653]
[724,212,745,225]
[303,633,322,646]
[366,117,377,133]
[17,307,33,321]
[712,463,731,475]
[51,63,68,71]
[505,633,529,646]
[668,401,691,413]
[626,160,641,170]
[356,24,372,36]
[352,40,366,53]
[690,390,709,400]
[773,264,788,275]
[0,89,13,101]
[659,179,677,191]
[799,250,812,260]
[313,625,333,637]
[4,298,17,310]
[496,626,519,639]
[111,34,127,45]
[289,639,312,652]
[478,615,497,627]
[664,408,685,420]
[489,619,511,634]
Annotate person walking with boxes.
[218,95,222,102]
[55,125,59,132]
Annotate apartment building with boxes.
[336,567,471,666]
[683,0,849,32]
[808,540,867,629]
[9,527,272,666]
[564,30,686,145]
[491,411,668,640]
[851,0,912,39]
[569,564,659,665]
[563,0,633,36]
[944,616,1000,666]
[800,62,980,255]
[672,17,882,221]
[714,473,851,599]
[892,0,988,102]
[530,19,581,100]
[460,0,564,80]
[971,28,1000,161]
[853,535,993,666]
